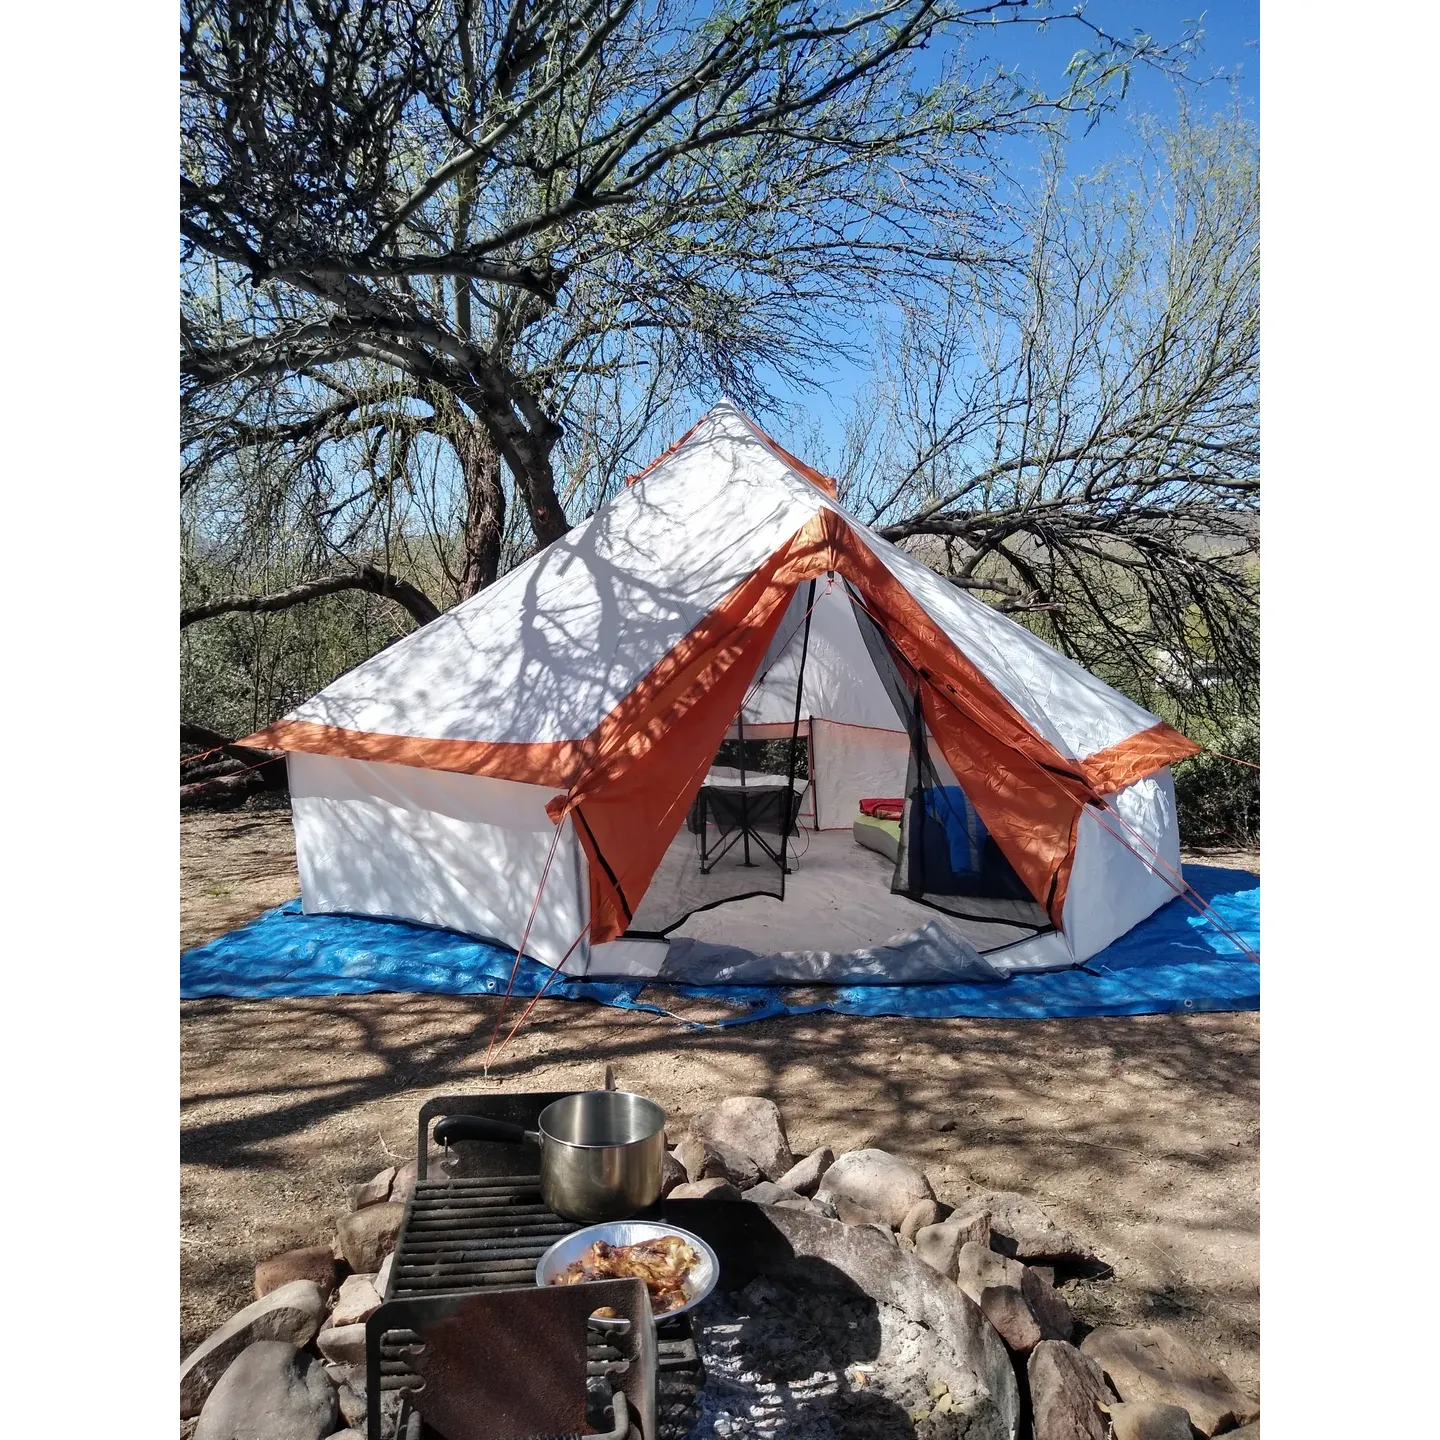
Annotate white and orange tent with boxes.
[246,402,1199,982]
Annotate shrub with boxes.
[1172,726,1259,849]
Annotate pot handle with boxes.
[431,1115,540,1147]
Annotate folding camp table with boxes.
[688,768,809,874]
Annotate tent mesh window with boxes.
[846,586,1053,936]
[624,584,817,937]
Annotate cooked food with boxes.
[552,1235,700,1313]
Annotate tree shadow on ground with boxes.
[180,993,1259,1376]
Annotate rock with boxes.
[375,1253,394,1300]
[817,1149,934,1229]
[1227,1424,1259,1438]
[899,1197,943,1245]
[978,1285,1045,1354]
[390,1158,419,1203]
[672,1134,704,1181]
[742,1180,798,1206]
[392,1150,460,1203]
[1108,1399,1198,1440]
[253,1247,337,1301]
[692,1096,794,1179]
[914,1211,992,1279]
[775,1146,834,1197]
[330,1274,383,1328]
[180,1280,328,1418]
[673,1133,762,1190]
[332,1361,366,1389]
[350,1166,396,1209]
[315,1322,368,1367]
[759,1207,1021,1439]
[660,1149,688,1198]
[334,1379,367,1429]
[831,1195,887,1228]
[668,1177,741,1202]
[958,1209,994,1251]
[955,1243,1071,1354]
[915,1223,962,1279]
[1029,1340,1112,1440]
[949,1191,1094,1264]
[193,1341,337,1440]
[706,1144,762,1189]
[975,1272,1071,1355]
[868,1223,898,1245]
[1020,1266,1074,1342]
[773,1195,829,1217]
[329,1433,365,1440]
[336,1202,405,1273]
[1081,1326,1258,1436]
[952,1241,1027,1308]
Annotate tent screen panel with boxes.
[845,586,1052,932]
[893,708,1052,931]
[624,732,809,937]
[624,586,816,938]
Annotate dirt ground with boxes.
[180,805,1260,1401]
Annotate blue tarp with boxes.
[180,865,1258,1026]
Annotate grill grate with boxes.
[369,1094,706,1440]
[389,1175,579,1298]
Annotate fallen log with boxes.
[180,723,286,808]
[181,722,279,771]
[180,757,251,784]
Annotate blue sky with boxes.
[980,1,1259,166]
[760,1,1259,455]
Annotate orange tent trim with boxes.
[621,419,704,489]
[625,408,839,499]
[245,511,1194,945]
[241,720,585,788]
[1083,722,1200,793]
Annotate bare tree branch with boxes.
[835,107,1258,723]
[181,566,442,630]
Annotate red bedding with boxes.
[859,797,904,820]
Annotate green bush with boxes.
[713,736,809,780]
[1172,726,1259,849]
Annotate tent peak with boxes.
[625,400,838,499]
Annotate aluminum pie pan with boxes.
[534,1220,720,1318]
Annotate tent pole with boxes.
[737,708,752,866]
[783,578,818,880]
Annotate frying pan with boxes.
[430,1089,666,1224]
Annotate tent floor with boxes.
[644,828,1046,962]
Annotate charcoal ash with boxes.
[689,1275,974,1440]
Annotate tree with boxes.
[181,0,1190,613]
[832,106,1258,726]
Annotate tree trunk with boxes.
[457,379,570,552]
[457,420,506,599]
[510,438,569,550]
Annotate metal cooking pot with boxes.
[430,1090,667,1224]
